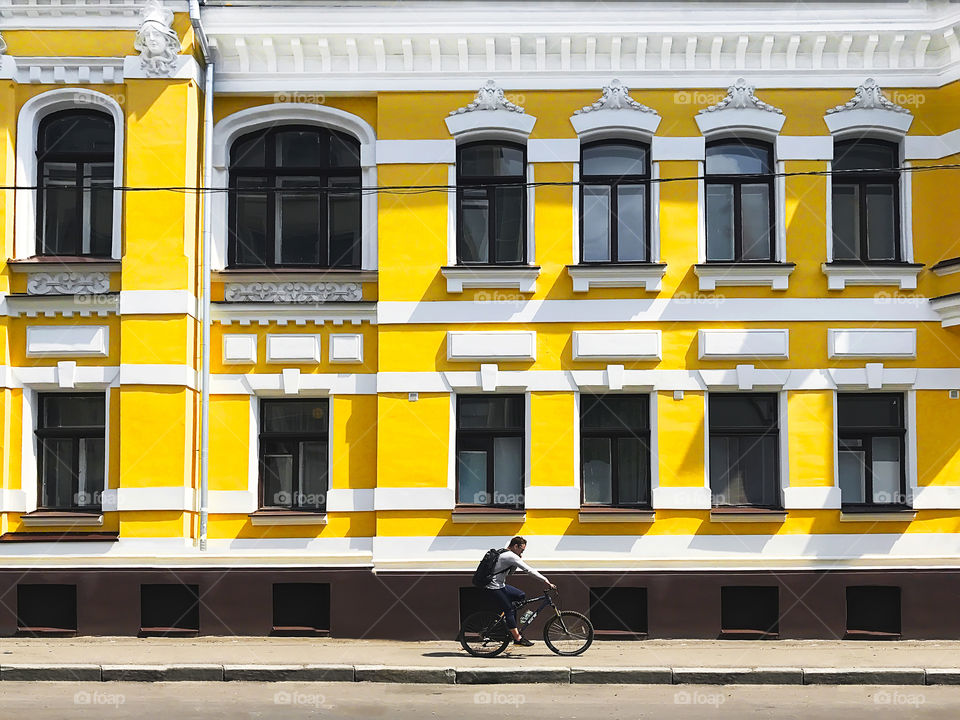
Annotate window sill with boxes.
[719,630,780,640]
[8,256,121,273]
[20,511,104,528]
[822,262,923,290]
[451,507,526,524]
[566,263,666,292]
[931,258,960,277]
[839,510,916,522]
[15,627,77,638]
[578,508,655,523]
[710,508,786,523]
[270,626,331,637]
[217,269,372,303]
[694,262,795,291]
[0,531,118,542]
[843,630,901,641]
[139,627,199,638]
[248,510,328,526]
[441,265,540,293]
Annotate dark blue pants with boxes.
[489,585,525,629]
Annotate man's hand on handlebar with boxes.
[546,582,557,590]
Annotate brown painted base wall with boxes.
[1,567,959,639]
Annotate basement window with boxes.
[589,587,648,639]
[720,586,779,639]
[459,586,494,625]
[845,586,901,639]
[272,583,331,636]
[17,584,77,636]
[140,584,200,637]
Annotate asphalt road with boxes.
[2,682,958,719]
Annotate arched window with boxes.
[704,140,775,262]
[456,141,526,264]
[36,110,115,257]
[228,125,361,268]
[831,139,900,263]
[580,141,650,263]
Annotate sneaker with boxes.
[513,636,534,647]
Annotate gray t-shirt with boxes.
[485,550,549,590]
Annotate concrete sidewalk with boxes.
[2,638,960,684]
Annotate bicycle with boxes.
[458,588,594,657]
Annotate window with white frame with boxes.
[258,399,329,511]
[36,393,105,511]
[709,393,781,509]
[580,394,651,508]
[456,395,524,509]
[837,393,906,510]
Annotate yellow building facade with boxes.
[2,0,960,638]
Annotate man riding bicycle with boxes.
[485,536,556,647]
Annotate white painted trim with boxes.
[827,328,917,359]
[902,158,914,264]
[1,2,189,29]
[211,373,377,396]
[102,487,194,512]
[569,107,660,142]
[21,389,38,514]
[778,389,789,506]
[441,266,540,293]
[376,297,940,324]
[119,364,199,390]
[374,487,455,511]
[446,164,457,266]
[526,163,536,264]
[25,326,109,358]
[375,139,455,164]
[651,161,662,262]
[119,290,198,318]
[222,334,258,365]
[912,486,960,510]
[698,329,790,360]
[208,490,257,514]
[783,486,842,510]
[524,485,580,510]
[651,136,704,162]
[651,486,712,510]
[249,513,327,526]
[329,333,364,364]
[213,303,376,327]
[524,391,532,505]
[326,488,375,513]
[447,331,536,362]
[571,161,581,264]
[120,55,200,82]
[825,160,834,263]
[696,160,706,263]
[649,391,660,497]
[248,395,260,505]
[567,264,665,292]
[211,103,378,271]
[776,136,833,161]
[572,330,661,361]
[695,263,794,291]
[572,390,581,494]
[528,138,579,163]
[695,107,785,139]
[15,89,124,260]
[264,334,323,364]
[0,490,27,513]
[823,108,914,137]
[699,366,791,391]
[775,160,787,262]
[907,389,919,505]
[822,263,921,290]
[445,109,536,143]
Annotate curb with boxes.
[0,664,955,685]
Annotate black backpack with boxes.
[471,548,508,587]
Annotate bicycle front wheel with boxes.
[459,611,511,657]
[542,610,594,656]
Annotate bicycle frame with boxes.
[492,589,565,634]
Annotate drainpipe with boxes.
[190,0,213,551]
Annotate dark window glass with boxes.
[831,139,900,262]
[704,141,774,262]
[456,142,526,264]
[36,111,114,257]
[36,393,105,510]
[580,142,650,263]
[581,395,651,508]
[709,394,780,509]
[456,395,524,508]
[259,399,329,511]
[228,126,361,269]
[837,394,905,509]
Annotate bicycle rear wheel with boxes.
[542,610,594,656]
[459,611,511,657]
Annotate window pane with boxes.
[41,438,75,509]
[832,184,860,260]
[838,395,902,430]
[709,436,734,505]
[872,437,901,504]
[262,401,328,433]
[710,394,777,431]
[262,441,294,507]
[839,447,867,505]
[41,163,79,255]
[77,437,105,508]
[740,183,771,260]
[230,133,266,168]
[493,436,523,504]
[582,437,612,504]
[706,144,770,175]
[87,162,113,257]
[738,435,779,507]
[459,144,524,177]
[582,185,611,262]
[40,112,113,155]
[234,176,269,266]
[706,184,735,261]
[494,186,524,263]
[459,396,523,430]
[459,189,489,263]
[582,395,649,431]
[330,132,360,168]
[865,184,897,261]
[43,396,105,428]
[328,185,361,268]
[276,129,323,168]
[298,440,327,510]
[582,144,647,177]
[833,140,898,172]
[458,450,488,504]
[277,180,321,265]
[617,437,647,506]
[617,185,647,261]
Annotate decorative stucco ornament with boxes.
[224,282,364,304]
[826,78,911,115]
[26,272,111,296]
[449,80,526,115]
[0,32,6,56]
[575,79,657,115]
[134,0,180,77]
[699,77,783,115]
